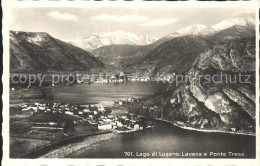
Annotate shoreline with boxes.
[141,116,255,137]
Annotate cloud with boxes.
[140,18,176,27]
[47,11,77,21]
[91,13,176,27]
[91,14,150,23]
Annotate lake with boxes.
[41,121,255,158]
[46,82,167,106]
[39,82,255,158]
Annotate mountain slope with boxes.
[129,37,256,134]
[92,44,153,68]
[10,31,105,73]
[91,37,169,68]
[154,24,215,45]
[138,36,215,75]
[209,24,255,42]
[66,31,158,51]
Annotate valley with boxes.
[8,10,256,159]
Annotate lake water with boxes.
[47,82,167,106]
[42,82,255,158]
[42,121,255,158]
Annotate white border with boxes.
[2,1,259,166]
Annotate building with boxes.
[65,111,73,115]
[98,104,105,112]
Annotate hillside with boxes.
[10,31,105,73]
[138,36,215,75]
[209,24,255,42]
[91,35,171,69]
[129,38,256,134]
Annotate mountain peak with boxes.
[66,31,158,51]
[176,24,215,36]
[211,12,255,32]
[165,24,215,39]
[10,30,51,46]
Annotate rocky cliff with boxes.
[129,38,255,134]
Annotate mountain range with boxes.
[91,12,254,72]
[65,31,158,51]
[10,12,255,75]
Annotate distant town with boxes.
[10,71,176,88]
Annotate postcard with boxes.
[2,0,259,166]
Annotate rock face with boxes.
[10,31,105,73]
[129,38,255,134]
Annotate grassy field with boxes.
[10,137,51,158]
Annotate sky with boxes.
[10,7,254,40]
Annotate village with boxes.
[10,97,153,137]
[74,71,174,84]
[10,97,155,157]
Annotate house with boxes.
[121,115,127,119]
[127,97,134,103]
[65,108,70,111]
[21,104,28,108]
[83,108,90,112]
[35,102,40,106]
[80,105,90,108]
[38,106,46,111]
[98,104,105,112]
[176,121,185,126]
[22,106,38,112]
[140,77,149,82]
[65,111,73,115]
[94,110,99,115]
[49,122,58,126]
[231,127,237,132]
[98,124,112,130]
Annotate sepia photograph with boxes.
[2,1,258,164]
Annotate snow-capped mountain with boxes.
[164,24,215,40]
[66,31,158,51]
[176,24,215,36]
[211,12,255,32]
